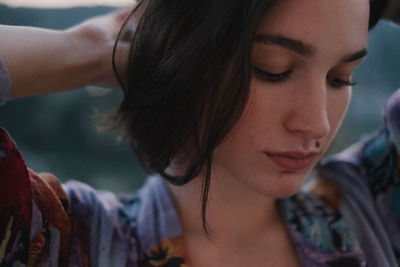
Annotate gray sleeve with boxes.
[0,59,11,105]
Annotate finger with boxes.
[114,6,135,24]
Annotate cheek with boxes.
[237,80,284,130]
[214,87,273,155]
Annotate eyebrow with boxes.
[342,48,368,63]
[254,33,368,63]
[254,34,314,56]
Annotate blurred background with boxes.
[0,1,399,193]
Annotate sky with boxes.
[0,0,132,8]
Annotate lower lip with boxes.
[264,153,316,170]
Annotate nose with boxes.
[284,79,330,141]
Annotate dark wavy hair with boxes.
[112,0,388,235]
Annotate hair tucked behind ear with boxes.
[112,0,389,236]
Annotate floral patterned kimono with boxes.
[1,59,400,266]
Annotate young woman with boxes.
[0,0,399,266]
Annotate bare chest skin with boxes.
[184,223,302,267]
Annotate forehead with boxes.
[256,0,370,55]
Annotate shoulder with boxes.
[63,175,186,266]
[0,127,185,266]
[280,190,367,266]
[0,128,72,265]
[303,88,400,266]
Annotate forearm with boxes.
[0,25,109,99]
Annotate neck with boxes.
[166,168,284,245]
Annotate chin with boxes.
[264,185,302,199]
[251,170,311,199]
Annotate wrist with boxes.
[66,26,115,89]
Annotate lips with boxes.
[264,151,318,170]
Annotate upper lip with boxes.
[264,151,319,159]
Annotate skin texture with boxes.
[168,0,370,266]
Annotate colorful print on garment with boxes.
[140,237,187,266]
[360,128,400,262]
[0,128,367,267]
[3,89,400,266]
[279,193,367,267]
[0,129,71,266]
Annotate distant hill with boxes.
[0,4,114,28]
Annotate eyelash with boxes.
[254,68,292,82]
[328,77,357,88]
[253,67,357,88]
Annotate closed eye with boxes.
[253,67,357,89]
[253,67,291,82]
[328,77,357,89]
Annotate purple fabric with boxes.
[0,59,11,105]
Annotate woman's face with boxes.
[212,0,370,198]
